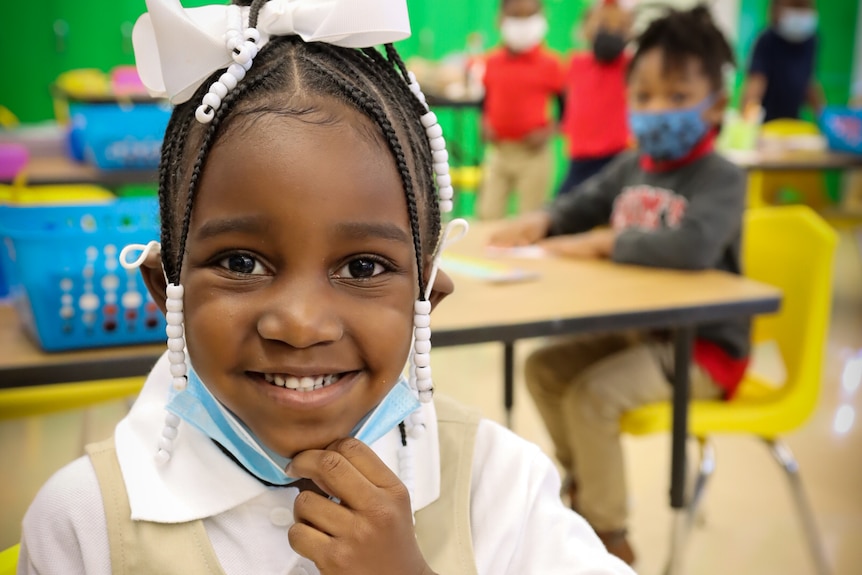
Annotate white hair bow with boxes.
[132,0,412,104]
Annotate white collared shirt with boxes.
[19,353,635,575]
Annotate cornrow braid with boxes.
[629,4,735,91]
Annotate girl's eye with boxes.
[671,92,689,104]
[336,257,386,279]
[635,91,650,104]
[220,253,266,275]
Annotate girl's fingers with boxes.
[288,522,331,564]
[326,438,403,489]
[292,489,354,537]
[287,446,380,509]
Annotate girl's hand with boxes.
[287,438,436,575]
[538,229,617,259]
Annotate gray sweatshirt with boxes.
[546,150,750,360]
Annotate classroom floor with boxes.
[1,231,860,575]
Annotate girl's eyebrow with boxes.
[335,221,411,244]
[194,216,269,240]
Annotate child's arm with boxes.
[741,33,769,114]
[287,438,436,575]
[806,80,826,117]
[612,160,745,270]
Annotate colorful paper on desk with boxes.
[485,245,547,259]
[440,254,539,283]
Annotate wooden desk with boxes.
[724,148,862,171]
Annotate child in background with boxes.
[479,0,565,220]
[558,0,632,194]
[742,0,824,122]
[489,6,748,565]
[18,1,636,574]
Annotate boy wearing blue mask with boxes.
[742,0,824,122]
[488,6,747,565]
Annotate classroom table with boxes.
[724,148,862,171]
[0,221,780,575]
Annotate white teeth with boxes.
[263,372,345,391]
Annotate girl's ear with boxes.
[140,249,169,316]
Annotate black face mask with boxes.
[592,29,626,63]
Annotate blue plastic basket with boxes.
[0,198,166,351]
[68,102,171,169]
[819,107,862,155]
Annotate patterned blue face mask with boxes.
[165,367,421,486]
[628,96,714,162]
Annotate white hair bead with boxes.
[438,186,454,200]
[425,124,443,139]
[166,284,184,299]
[210,81,228,100]
[166,311,184,326]
[202,92,222,111]
[432,150,449,163]
[168,351,186,365]
[414,339,431,354]
[162,426,179,440]
[417,378,433,392]
[429,137,446,151]
[226,35,241,52]
[409,411,424,426]
[195,106,215,124]
[420,112,438,128]
[440,200,453,213]
[167,337,185,351]
[232,43,254,65]
[413,314,431,328]
[244,28,261,43]
[170,363,187,377]
[414,300,431,314]
[165,413,181,427]
[418,389,434,403]
[413,353,430,368]
[227,63,247,81]
[172,377,187,391]
[241,57,253,71]
[415,366,431,379]
[166,298,183,312]
[166,324,183,339]
[433,162,449,176]
[435,174,451,187]
[155,449,171,465]
[158,436,173,451]
[414,327,431,341]
[220,71,238,91]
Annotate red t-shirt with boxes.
[561,51,630,159]
[482,46,565,140]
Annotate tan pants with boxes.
[478,140,552,220]
[525,332,723,532]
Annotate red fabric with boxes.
[639,129,718,173]
[693,339,750,399]
[482,46,565,140]
[561,51,631,158]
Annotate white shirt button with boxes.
[269,506,293,527]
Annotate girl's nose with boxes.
[256,279,344,349]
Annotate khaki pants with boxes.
[525,332,723,532]
[478,140,552,220]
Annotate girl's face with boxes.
[178,100,421,458]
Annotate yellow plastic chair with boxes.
[0,377,145,454]
[621,205,838,575]
[0,543,18,575]
[747,119,829,210]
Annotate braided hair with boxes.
[629,5,735,91]
[156,0,440,299]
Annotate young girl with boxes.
[18,1,634,574]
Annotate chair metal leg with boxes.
[687,437,716,529]
[765,439,831,575]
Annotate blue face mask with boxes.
[166,367,421,486]
[776,9,817,43]
[628,96,714,162]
